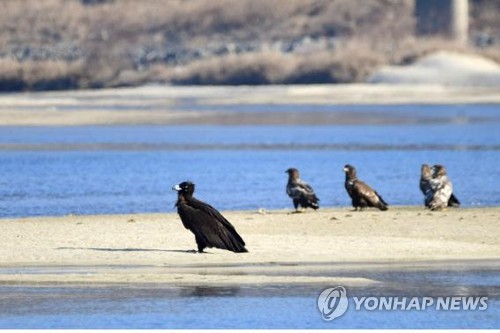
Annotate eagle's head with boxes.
[285,168,300,180]
[432,165,447,178]
[421,164,432,179]
[343,164,356,178]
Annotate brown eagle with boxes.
[285,168,320,212]
[343,164,388,211]
[420,164,460,209]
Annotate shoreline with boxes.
[1,207,499,286]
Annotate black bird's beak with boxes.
[172,184,181,191]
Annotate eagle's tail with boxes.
[376,192,389,211]
[309,201,320,210]
[377,202,389,211]
[307,195,320,210]
[448,194,460,207]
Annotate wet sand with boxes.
[0,207,499,286]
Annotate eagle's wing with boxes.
[354,180,385,207]
[420,178,432,196]
[296,180,319,199]
[297,180,314,193]
[429,176,453,210]
[344,181,355,198]
[288,181,311,197]
[429,176,447,191]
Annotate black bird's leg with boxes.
[195,235,206,253]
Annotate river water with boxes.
[0,103,499,217]
[0,261,498,329]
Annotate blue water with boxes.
[0,264,499,329]
[1,103,500,217]
[1,294,497,329]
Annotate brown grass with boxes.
[0,0,498,89]
[0,59,83,91]
[154,36,493,85]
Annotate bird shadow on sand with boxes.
[55,247,209,254]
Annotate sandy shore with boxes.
[0,207,499,286]
[1,84,500,126]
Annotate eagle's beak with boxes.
[172,184,181,191]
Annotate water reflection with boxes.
[180,286,241,298]
[0,276,497,329]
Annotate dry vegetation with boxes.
[165,43,386,85]
[0,0,498,90]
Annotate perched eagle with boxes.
[420,164,460,209]
[343,164,388,211]
[172,181,248,253]
[285,168,320,212]
[427,165,457,211]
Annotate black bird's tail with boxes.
[233,246,249,253]
[222,227,248,253]
[226,238,248,253]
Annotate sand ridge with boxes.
[0,207,499,286]
[1,84,500,126]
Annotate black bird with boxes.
[172,181,248,253]
[420,164,460,208]
[343,164,388,211]
[285,168,320,212]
